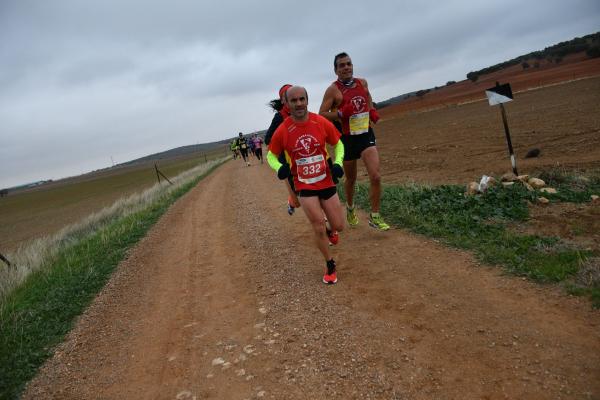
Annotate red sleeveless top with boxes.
[334,79,371,136]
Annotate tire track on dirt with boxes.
[23,159,600,400]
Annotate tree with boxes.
[587,46,600,58]
[466,72,479,82]
[521,61,530,69]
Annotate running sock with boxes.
[326,258,336,274]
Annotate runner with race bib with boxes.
[267,86,345,284]
[319,52,390,231]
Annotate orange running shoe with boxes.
[323,259,338,284]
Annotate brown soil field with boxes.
[375,75,600,185]
[0,149,227,253]
[379,52,600,117]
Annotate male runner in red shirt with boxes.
[267,86,345,284]
[319,52,390,231]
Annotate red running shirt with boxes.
[335,79,371,136]
[269,113,341,191]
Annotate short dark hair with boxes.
[334,52,349,69]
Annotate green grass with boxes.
[0,161,223,400]
[343,175,599,306]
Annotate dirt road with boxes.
[23,160,600,399]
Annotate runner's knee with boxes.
[311,219,326,235]
[345,172,357,184]
[332,220,344,232]
[369,172,381,185]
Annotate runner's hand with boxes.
[331,163,344,183]
[369,108,380,123]
[337,103,354,119]
[277,164,291,180]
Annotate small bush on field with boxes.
[575,257,600,287]
[535,167,600,202]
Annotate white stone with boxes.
[528,178,546,188]
[501,172,518,182]
[466,182,479,195]
[211,357,225,366]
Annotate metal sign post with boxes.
[486,82,518,176]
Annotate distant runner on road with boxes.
[248,135,256,159]
[267,86,345,284]
[252,133,264,164]
[236,132,251,166]
[265,84,301,215]
[319,52,389,231]
[230,139,239,159]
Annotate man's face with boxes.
[287,87,308,120]
[335,56,353,82]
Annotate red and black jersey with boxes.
[335,79,371,136]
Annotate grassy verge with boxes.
[0,159,225,400]
[344,171,600,307]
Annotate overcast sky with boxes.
[1,0,598,188]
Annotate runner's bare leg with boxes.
[299,196,332,261]
[343,160,358,207]
[361,146,382,213]
[320,194,345,232]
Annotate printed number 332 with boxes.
[302,163,321,175]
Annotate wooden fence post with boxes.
[0,253,11,267]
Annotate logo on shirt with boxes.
[294,134,320,157]
[351,96,367,113]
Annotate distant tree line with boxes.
[466,31,600,82]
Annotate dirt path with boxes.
[23,160,600,400]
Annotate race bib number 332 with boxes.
[296,154,327,184]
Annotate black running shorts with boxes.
[297,186,337,200]
[340,127,376,161]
